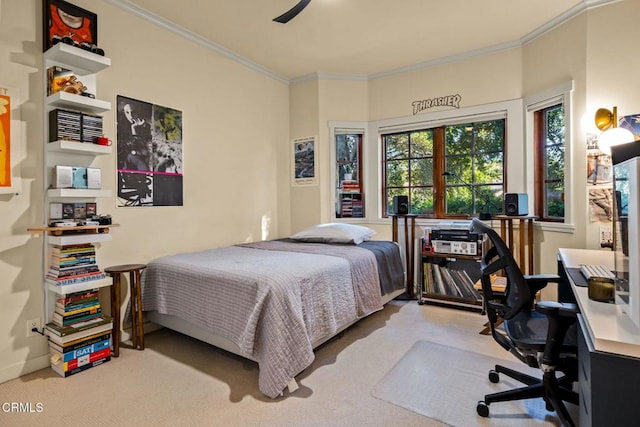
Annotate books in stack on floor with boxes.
[45,315,112,339]
[49,335,110,363]
[50,348,111,378]
[46,319,113,347]
[46,316,113,378]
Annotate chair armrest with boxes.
[535,301,579,319]
[536,301,580,369]
[524,274,561,295]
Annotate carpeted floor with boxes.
[372,340,576,426]
[0,301,577,426]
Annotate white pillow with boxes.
[290,223,376,244]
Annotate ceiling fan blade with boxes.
[273,0,311,23]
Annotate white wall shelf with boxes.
[47,277,113,296]
[44,43,111,75]
[47,188,112,198]
[46,232,113,246]
[47,140,112,156]
[46,91,111,113]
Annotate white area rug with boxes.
[372,341,577,426]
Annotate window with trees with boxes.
[534,104,565,221]
[383,119,505,218]
[335,133,364,218]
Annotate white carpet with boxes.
[372,341,576,426]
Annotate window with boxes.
[335,132,364,218]
[382,119,505,218]
[534,104,565,221]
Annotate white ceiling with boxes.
[112,0,612,81]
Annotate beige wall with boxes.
[0,0,289,382]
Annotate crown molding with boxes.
[103,0,289,85]
[106,0,619,85]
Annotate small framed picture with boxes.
[43,0,98,52]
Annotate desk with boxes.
[390,214,417,298]
[493,215,536,274]
[558,248,640,426]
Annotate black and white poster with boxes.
[116,95,183,206]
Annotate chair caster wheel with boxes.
[488,370,500,383]
[545,400,554,412]
[477,401,489,417]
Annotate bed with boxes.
[140,224,405,398]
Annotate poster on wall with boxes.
[292,136,317,186]
[116,95,183,206]
[589,187,614,222]
[0,85,22,195]
[620,113,640,137]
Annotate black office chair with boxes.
[471,218,579,426]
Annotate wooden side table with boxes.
[105,263,147,357]
[492,215,537,274]
[390,214,417,298]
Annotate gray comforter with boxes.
[141,241,385,398]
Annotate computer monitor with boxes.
[612,142,640,328]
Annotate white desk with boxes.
[558,248,640,358]
[558,248,640,427]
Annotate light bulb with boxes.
[597,127,634,155]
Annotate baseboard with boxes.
[0,355,51,384]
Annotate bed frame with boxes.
[145,287,405,362]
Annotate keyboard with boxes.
[580,264,615,280]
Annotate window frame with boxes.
[329,122,367,221]
[533,104,565,222]
[381,120,506,218]
[525,81,573,228]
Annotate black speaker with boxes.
[504,193,528,216]
[392,195,409,214]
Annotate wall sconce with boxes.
[595,106,635,155]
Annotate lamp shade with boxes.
[598,127,635,155]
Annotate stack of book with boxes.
[340,179,360,194]
[47,243,106,286]
[46,290,112,377]
[339,180,363,218]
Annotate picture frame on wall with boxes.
[43,0,98,52]
[291,136,317,186]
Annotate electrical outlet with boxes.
[26,318,42,338]
[600,225,613,246]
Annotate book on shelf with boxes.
[50,338,110,364]
[51,254,97,267]
[48,264,100,276]
[51,353,111,378]
[47,321,113,347]
[45,315,112,337]
[52,307,102,327]
[55,298,100,313]
[56,289,99,307]
[48,331,111,354]
[50,243,96,253]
